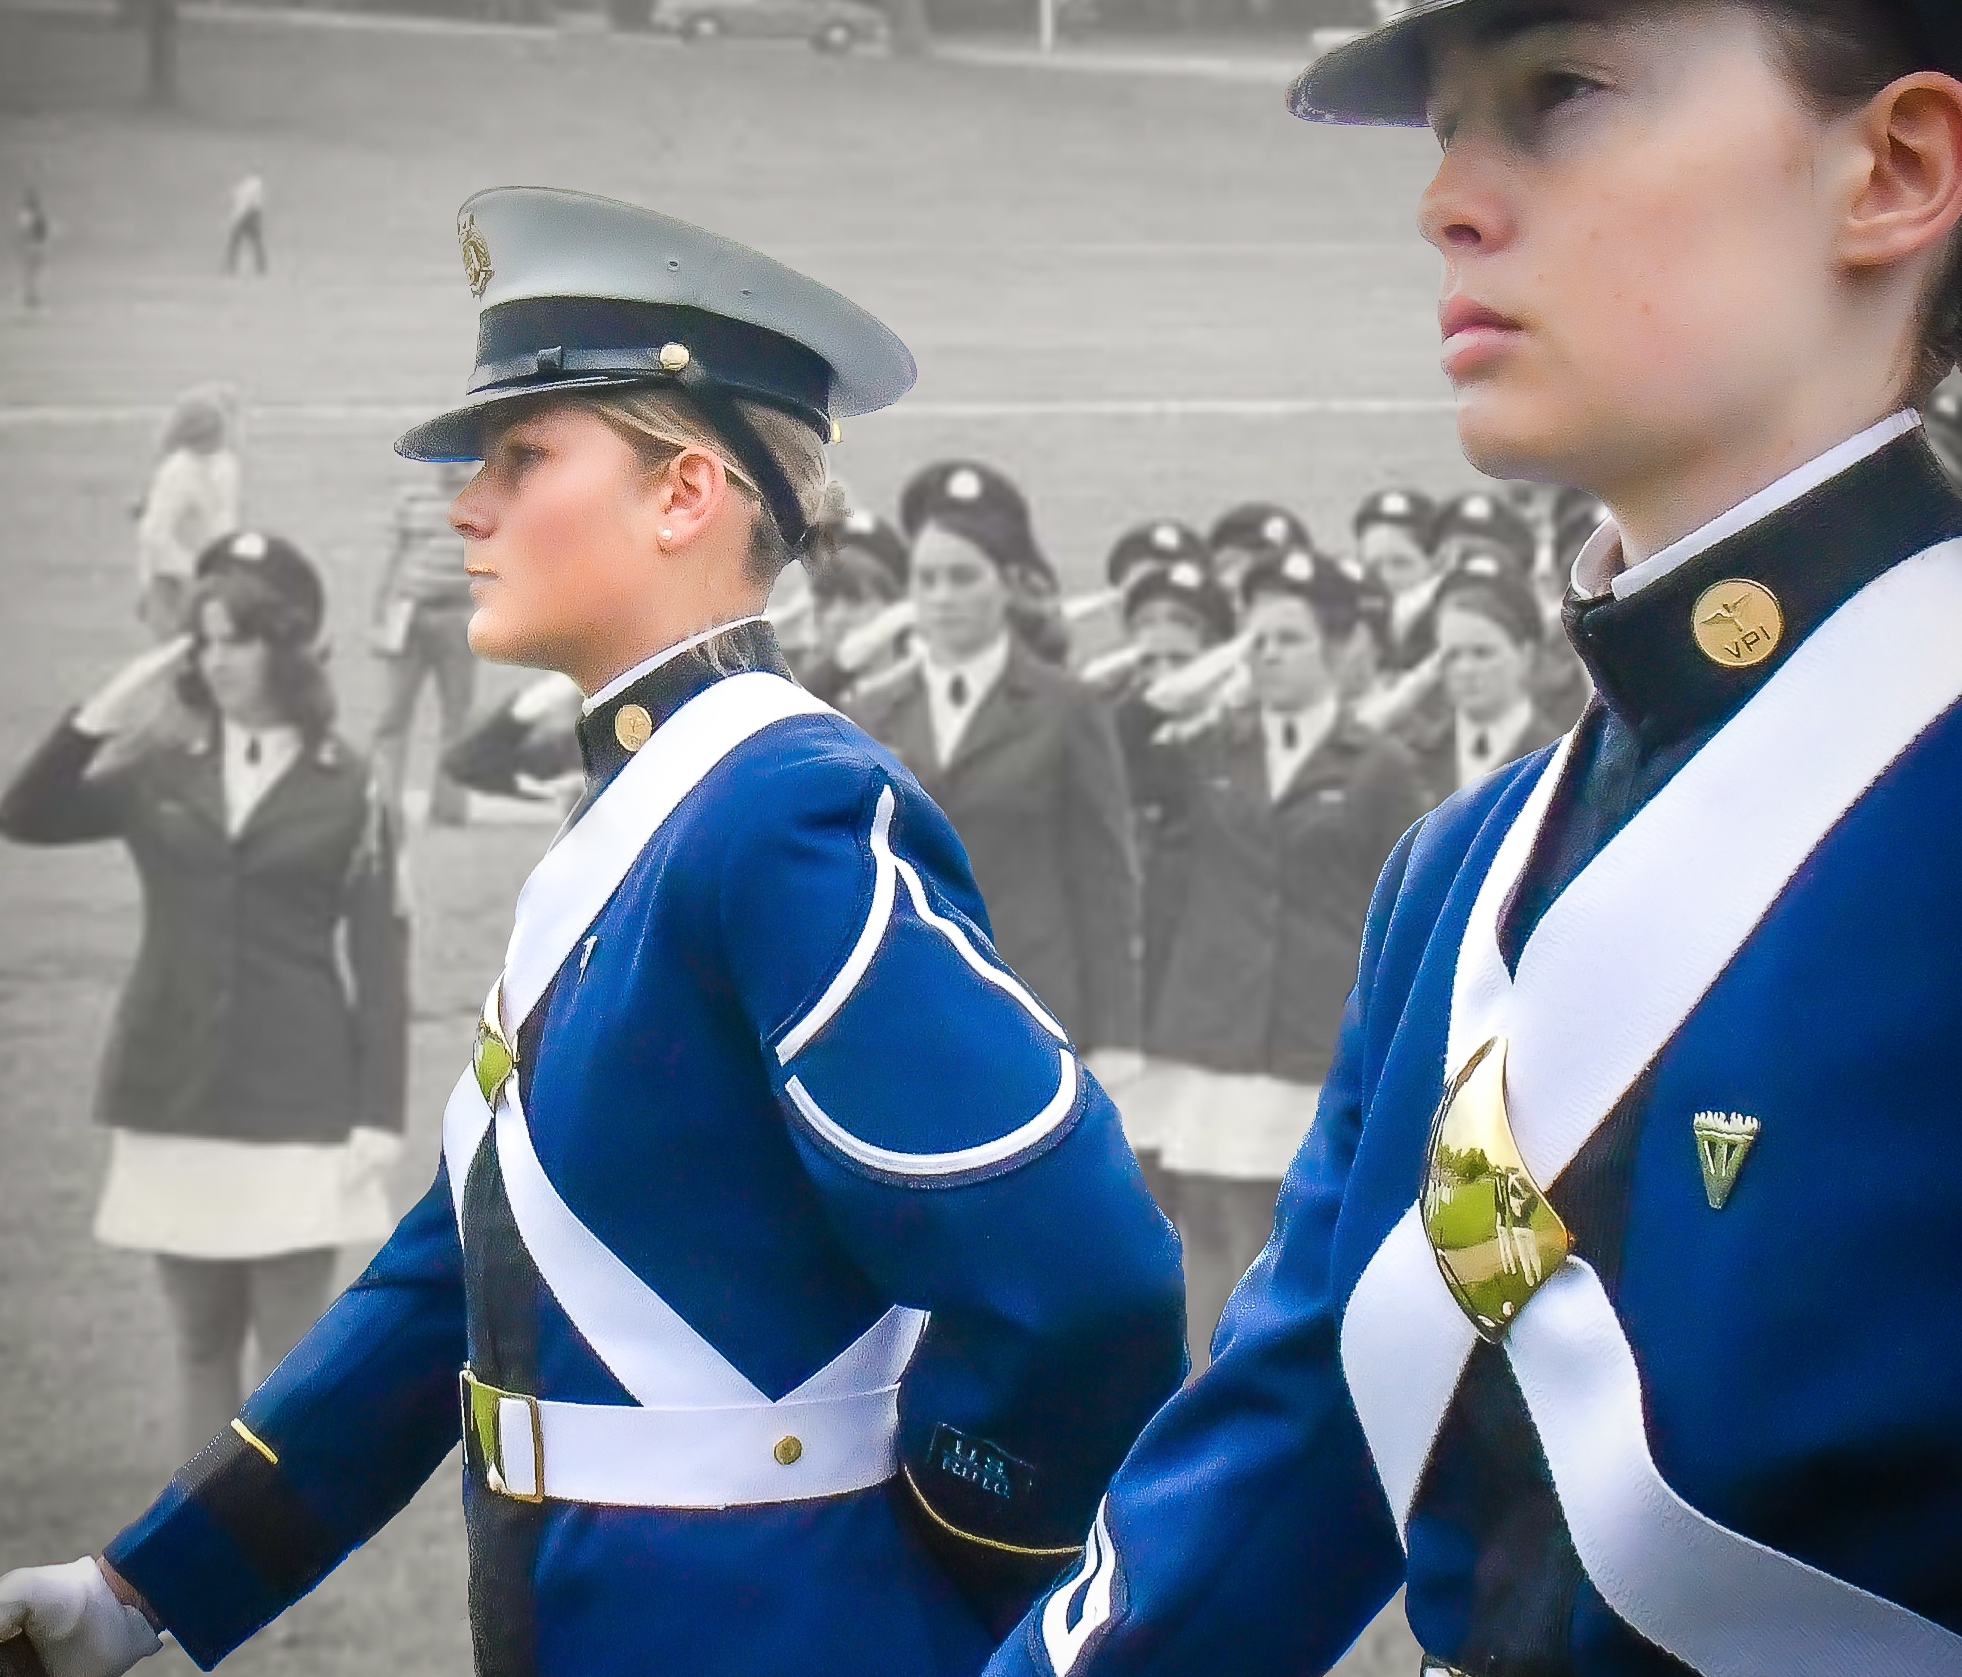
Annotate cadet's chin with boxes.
[466,604,552,671]
[1453,388,1573,487]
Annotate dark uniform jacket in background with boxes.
[850,639,1143,1053]
[1149,709,1426,1086]
[1404,702,1568,811]
[0,717,408,1142]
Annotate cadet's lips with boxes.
[1440,297,1524,378]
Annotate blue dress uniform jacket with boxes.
[849,639,1144,1054]
[0,716,406,1142]
[983,431,1962,1677]
[104,624,1185,1677]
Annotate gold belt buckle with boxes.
[459,1367,544,1504]
[473,981,517,1106]
[1421,1036,1573,1343]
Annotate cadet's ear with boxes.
[1835,72,1962,273]
[652,447,735,553]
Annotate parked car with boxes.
[633,0,888,48]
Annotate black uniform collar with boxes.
[575,618,793,791]
[1562,431,1962,747]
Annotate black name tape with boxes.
[928,1424,1036,1505]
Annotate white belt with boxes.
[462,1368,904,1508]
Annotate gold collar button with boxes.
[1692,579,1783,669]
[614,703,653,752]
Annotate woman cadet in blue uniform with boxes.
[979,4,1962,1677]
[0,188,1185,1677]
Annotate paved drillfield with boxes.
[0,9,1465,1669]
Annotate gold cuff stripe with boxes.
[230,1417,279,1466]
[900,1465,1083,1559]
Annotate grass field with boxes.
[0,10,1463,1669]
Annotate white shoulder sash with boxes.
[1341,542,1962,1675]
[442,671,830,1222]
[438,669,929,1425]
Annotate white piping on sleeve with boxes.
[785,1048,1079,1180]
[777,787,901,1064]
[775,782,1069,1065]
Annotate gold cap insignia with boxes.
[1692,579,1782,669]
[1422,1037,1573,1342]
[458,211,494,300]
[614,702,654,753]
[1692,1111,1760,1210]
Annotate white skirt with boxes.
[1147,1066,1322,1181]
[93,1129,395,1259]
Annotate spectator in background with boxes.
[18,186,50,309]
[1148,549,1425,1367]
[224,174,266,275]
[370,462,479,828]
[0,533,407,1456]
[1404,556,1566,805]
[134,385,242,639]
[850,460,1144,1084]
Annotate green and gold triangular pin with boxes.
[1692,1111,1760,1210]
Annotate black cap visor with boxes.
[1289,0,1473,126]
[1292,0,1962,126]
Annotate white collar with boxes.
[1260,695,1337,744]
[220,718,301,754]
[582,615,768,715]
[1456,696,1535,751]
[923,634,1012,692]
[1570,409,1922,603]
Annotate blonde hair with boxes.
[579,386,842,581]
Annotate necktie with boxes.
[244,735,262,766]
[1472,730,1491,761]
[1281,719,1299,752]
[948,674,970,710]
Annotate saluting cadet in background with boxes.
[1142,550,1424,1369]
[982,3,1962,1675]
[795,505,912,705]
[1353,486,1443,672]
[1431,486,1537,577]
[0,533,407,1461]
[1402,556,1565,806]
[370,459,481,828]
[852,461,1146,1077]
[0,189,1185,1677]
[1095,530,1235,1205]
[1205,500,1311,600]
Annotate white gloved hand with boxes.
[0,1559,161,1677]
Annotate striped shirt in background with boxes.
[383,482,472,607]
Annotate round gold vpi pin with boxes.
[1692,579,1783,669]
[614,703,654,752]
